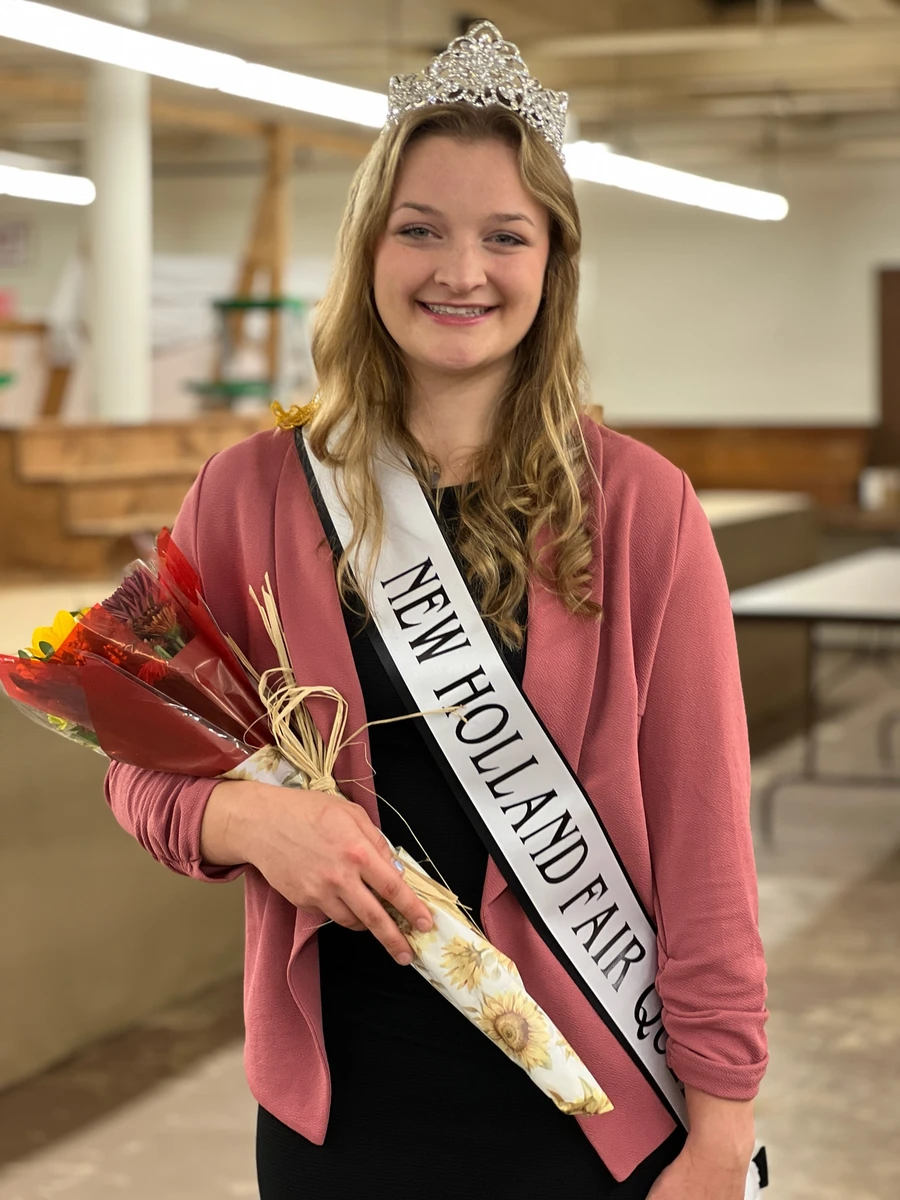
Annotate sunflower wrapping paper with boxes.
[389,846,613,1118]
[222,743,613,1117]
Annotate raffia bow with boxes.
[228,574,462,801]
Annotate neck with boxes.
[406,357,511,486]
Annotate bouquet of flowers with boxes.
[0,530,296,786]
[0,531,612,1119]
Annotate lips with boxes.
[416,300,498,325]
[421,302,494,316]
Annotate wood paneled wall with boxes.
[610,425,871,507]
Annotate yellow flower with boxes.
[26,609,83,659]
[485,946,519,980]
[476,991,552,1071]
[441,936,487,991]
[556,1036,577,1061]
[548,1078,614,1117]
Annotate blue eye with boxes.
[396,226,525,246]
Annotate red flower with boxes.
[137,657,169,686]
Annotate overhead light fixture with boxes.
[564,142,789,221]
[1,2,788,220]
[0,163,96,204]
[0,0,388,127]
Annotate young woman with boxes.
[106,24,767,1200]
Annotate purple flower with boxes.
[102,569,186,653]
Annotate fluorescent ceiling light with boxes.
[0,163,95,204]
[1,3,788,220]
[564,142,789,221]
[219,64,387,126]
[0,0,387,127]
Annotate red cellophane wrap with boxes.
[0,530,271,777]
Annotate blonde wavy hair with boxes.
[309,103,602,647]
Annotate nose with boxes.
[432,240,488,296]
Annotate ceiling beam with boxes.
[816,0,900,19]
[0,73,372,155]
[530,23,900,94]
[568,82,900,122]
[527,17,900,58]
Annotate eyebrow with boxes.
[392,201,535,228]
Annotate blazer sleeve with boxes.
[104,456,244,883]
[637,472,768,1100]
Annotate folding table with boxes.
[730,548,900,841]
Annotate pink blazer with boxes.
[105,419,767,1181]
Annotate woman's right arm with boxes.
[103,763,434,969]
[106,764,432,964]
[200,779,433,964]
[103,456,432,964]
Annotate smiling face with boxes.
[373,135,551,386]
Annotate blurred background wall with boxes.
[4,158,899,425]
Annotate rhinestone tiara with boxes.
[386,21,568,158]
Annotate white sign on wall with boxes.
[0,219,31,269]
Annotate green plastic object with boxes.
[187,379,275,399]
[0,372,16,389]
[190,293,312,408]
[212,296,304,312]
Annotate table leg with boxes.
[753,619,900,847]
[759,622,817,844]
[877,709,900,768]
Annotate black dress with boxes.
[257,487,684,1199]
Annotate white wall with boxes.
[0,168,356,314]
[577,160,900,427]
[3,157,900,426]
[0,195,83,316]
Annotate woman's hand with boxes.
[647,1085,755,1199]
[647,1138,749,1200]
[202,780,434,964]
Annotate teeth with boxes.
[424,303,491,316]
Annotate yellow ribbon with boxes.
[271,398,320,429]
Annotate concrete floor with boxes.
[0,652,898,1197]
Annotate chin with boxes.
[424,355,495,375]
[415,340,504,374]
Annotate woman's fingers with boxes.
[323,848,434,963]
[341,882,419,963]
[362,853,433,933]
[323,898,367,932]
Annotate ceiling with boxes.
[3,0,900,171]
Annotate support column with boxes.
[86,0,152,423]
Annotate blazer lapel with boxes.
[272,449,379,828]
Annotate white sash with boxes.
[299,429,769,1192]
[300,429,689,1125]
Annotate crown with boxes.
[386,21,568,158]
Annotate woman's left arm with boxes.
[636,472,768,1195]
[648,1086,755,1198]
